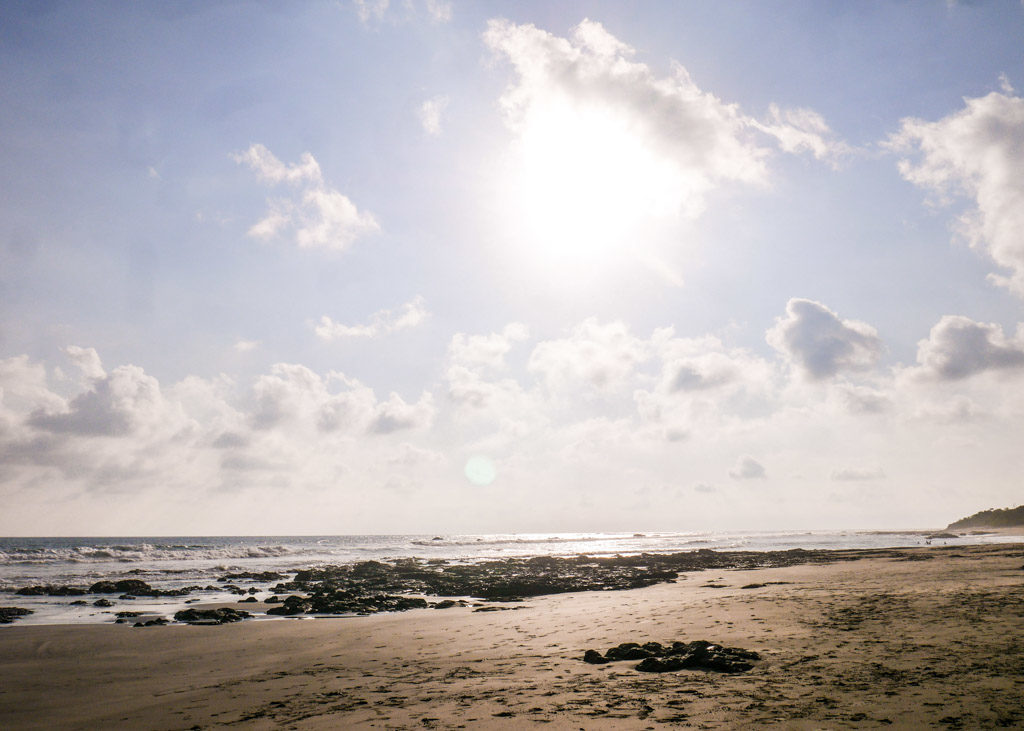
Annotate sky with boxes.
[2,1,1024,536]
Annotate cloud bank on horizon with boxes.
[1,3,1024,535]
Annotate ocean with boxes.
[2,530,1020,626]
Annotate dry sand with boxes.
[2,543,1024,729]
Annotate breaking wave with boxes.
[0,542,302,566]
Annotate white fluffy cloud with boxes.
[235,144,378,252]
[445,323,535,417]
[8,304,1024,532]
[484,18,843,218]
[891,89,1024,296]
[767,298,883,380]
[914,315,1024,380]
[528,318,649,392]
[28,365,166,437]
[315,296,428,340]
[418,95,449,136]
[232,143,322,185]
[449,323,529,371]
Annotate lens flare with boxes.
[464,456,497,486]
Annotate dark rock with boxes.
[93,598,115,607]
[433,600,458,609]
[132,617,169,627]
[239,596,258,603]
[265,595,282,603]
[605,643,653,661]
[174,607,252,625]
[636,656,690,672]
[70,600,88,606]
[115,611,142,618]
[588,638,760,674]
[266,595,310,616]
[0,607,33,623]
[209,546,874,623]
[16,585,87,596]
[217,571,287,582]
[89,579,189,597]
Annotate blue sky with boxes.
[2,1,1024,535]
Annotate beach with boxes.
[2,542,1023,729]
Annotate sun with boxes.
[500,96,685,275]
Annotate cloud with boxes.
[65,345,105,380]
[767,299,883,380]
[424,0,452,24]
[232,143,322,185]
[315,296,428,340]
[418,95,449,136]
[233,339,260,353]
[444,324,533,414]
[369,392,435,434]
[246,363,435,438]
[27,364,171,438]
[890,89,1024,296]
[753,105,850,166]
[0,355,65,414]
[836,384,891,414]
[352,0,451,25]
[729,455,766,480]
[915,315,1024,380]
[448,323,529,371]
[484,18,843,218]
[528,318,649,392]
[353,0,389,23]
[235,143,378,252]
[831,467,885,482]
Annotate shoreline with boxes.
[3,540,1013,628]
[2,542,1024,728]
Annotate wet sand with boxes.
[2,543,1023,729]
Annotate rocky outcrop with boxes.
[218,571,288,582]
[583,640,759,673]
[173,607,252,625]
[88,580,192,597]
[16,585,86,596]
[265,592,428,616]
[132,617,169,627]
[0,607,33,623]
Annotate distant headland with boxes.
[948,505,1024,529]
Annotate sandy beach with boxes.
[2,543,1023,729]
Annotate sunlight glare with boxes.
[505,98,685,273]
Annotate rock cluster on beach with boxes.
[257,548,845,619]
[583,640,760,673]
[174,607,252,625]
[0,607,33,624]
[265,592,429,616]
[15,579,198,598]
[5,546,910,623]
